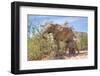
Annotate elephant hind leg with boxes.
[69,48,76,56]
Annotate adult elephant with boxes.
[42,23,79,56]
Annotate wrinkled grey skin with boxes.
[65,40,79,54]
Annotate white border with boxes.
[20,6,95,70]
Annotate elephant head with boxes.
[43,23,57,34]
[43,23,76,41]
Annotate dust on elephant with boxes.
[42,23,79,55]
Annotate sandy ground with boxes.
[41,50,88,60]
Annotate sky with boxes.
[28,15,88,37]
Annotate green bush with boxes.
[27,23,88,61]
[79,33,88,50]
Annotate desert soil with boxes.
[41,50,88,60]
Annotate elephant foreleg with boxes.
[54,40,60,57]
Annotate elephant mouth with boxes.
[47,32,51,33]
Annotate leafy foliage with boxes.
[80,33,88,50]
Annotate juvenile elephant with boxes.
[65,39,79,55]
